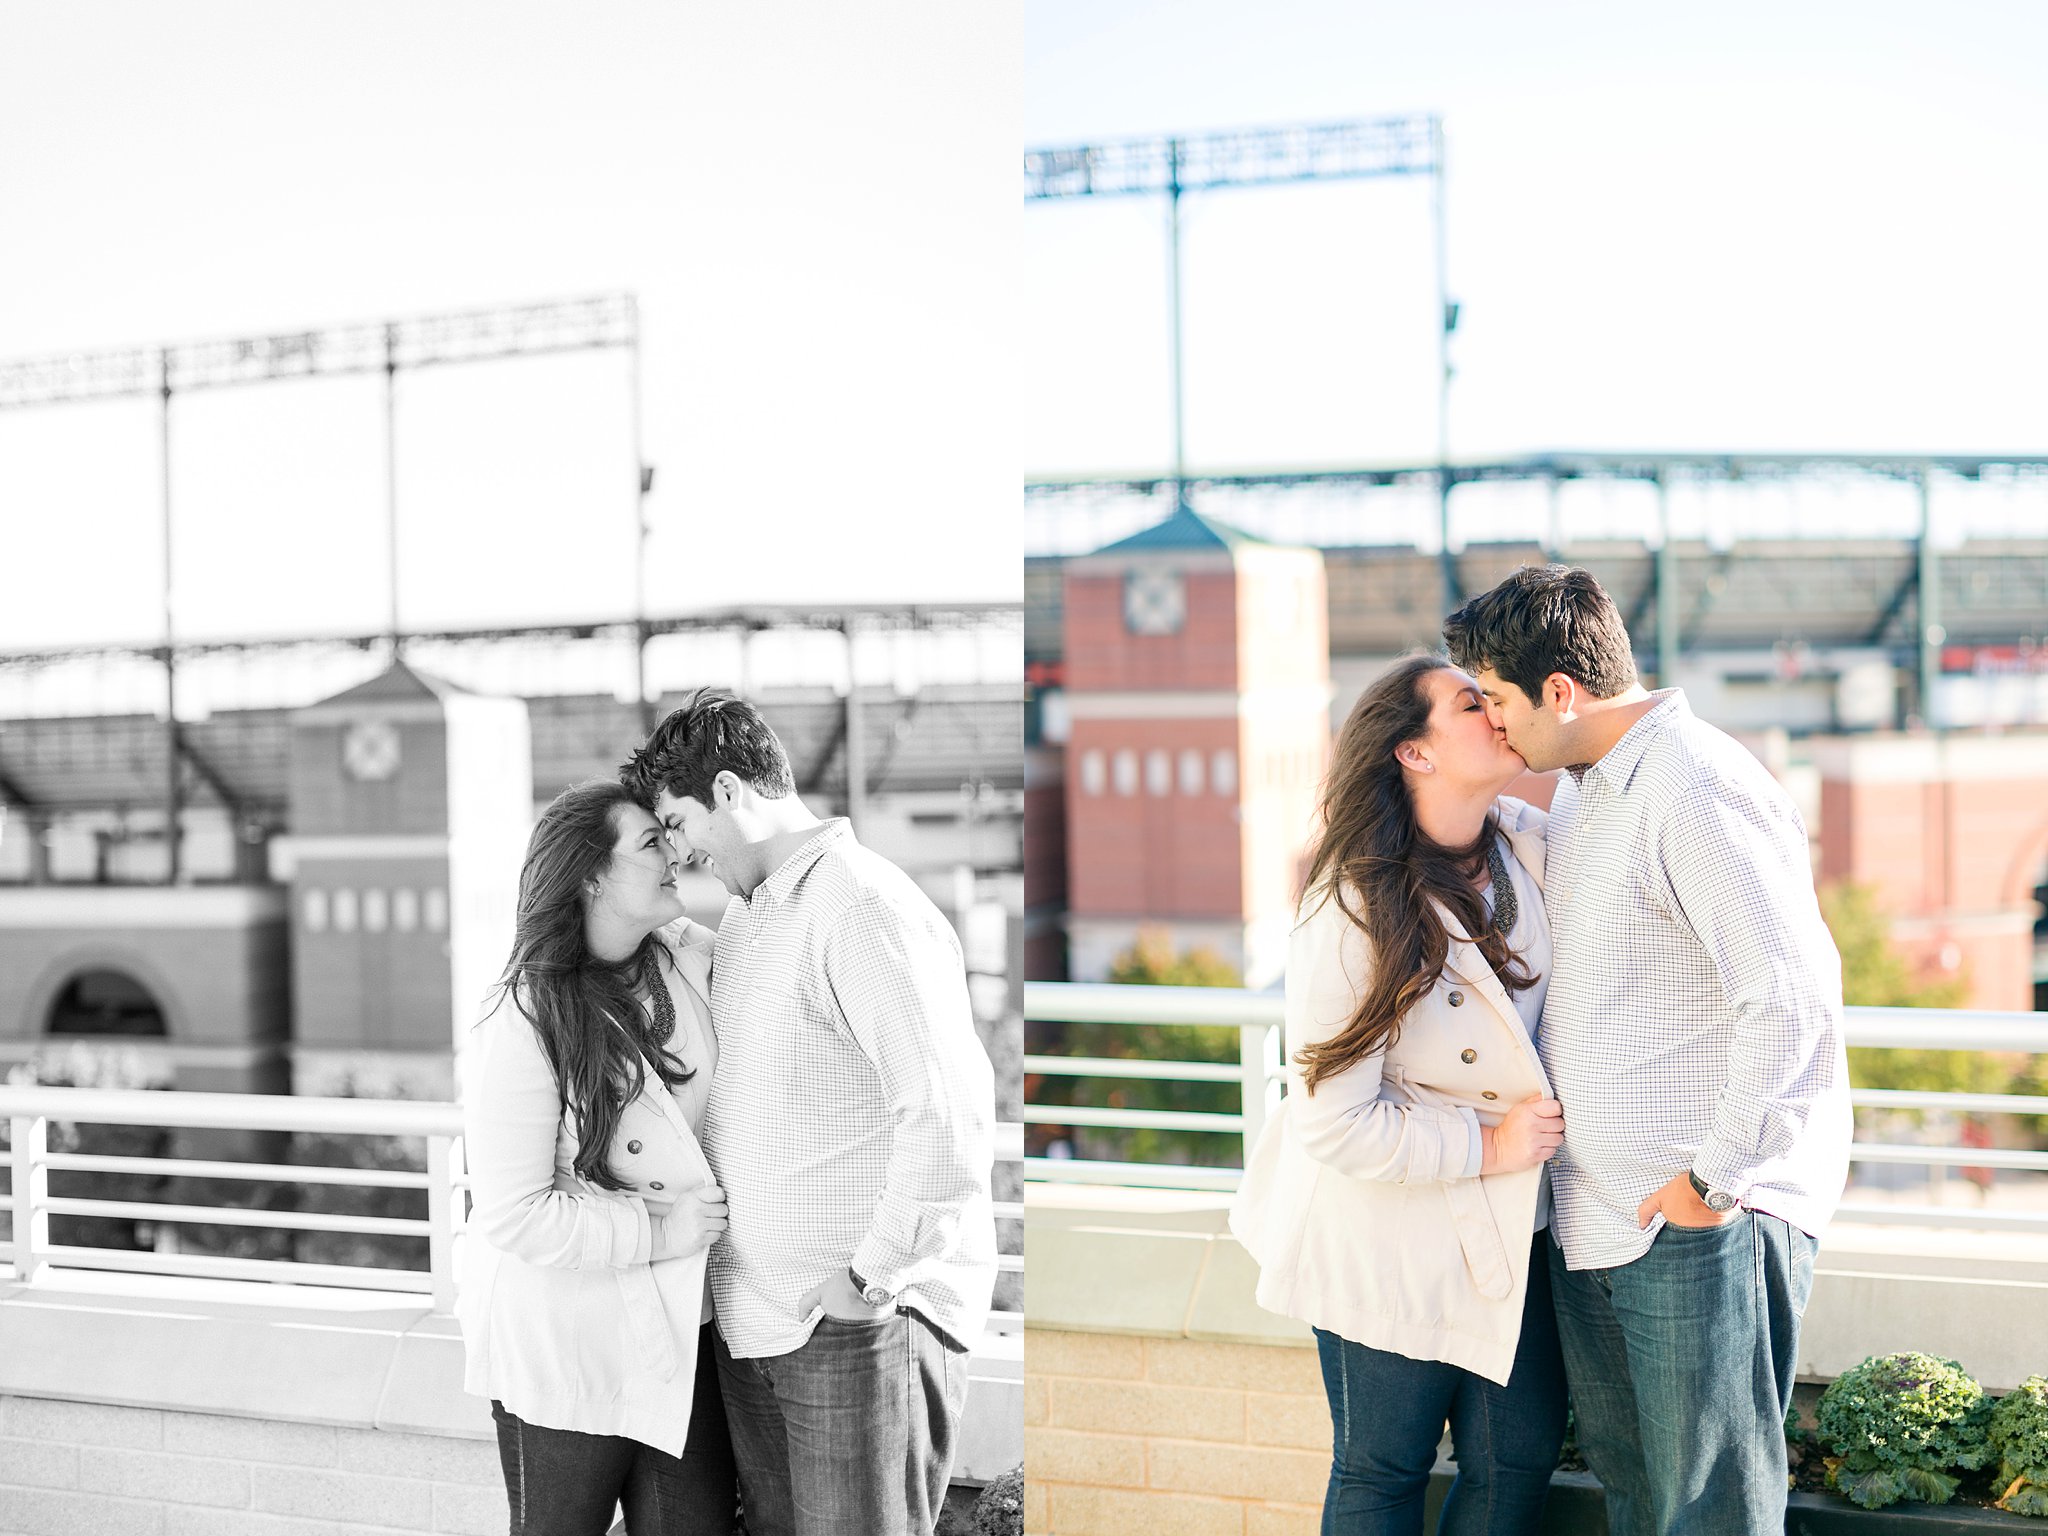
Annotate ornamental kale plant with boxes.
[1816,1353,1994,1509]
[1990,1376,2048,1517]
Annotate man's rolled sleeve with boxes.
[1656,780,1843,1201]
[823,897,995,1297]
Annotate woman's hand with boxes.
[1480,1095,1564,1174]
[650,1183,728,1261]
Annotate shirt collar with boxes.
[747,818,853,909]
[1582,688,1688,794]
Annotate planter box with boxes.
[1421,1467,2044,1535]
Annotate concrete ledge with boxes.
[0,1264,1022,1485]
[1025,1184,2048,1389]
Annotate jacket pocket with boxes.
[1441,1178,1514,1300]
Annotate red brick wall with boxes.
[1064,571,1241,693]
[1066,718,1244,920]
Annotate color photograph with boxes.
[1021,5,2048,1534]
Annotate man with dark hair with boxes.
[1444,567,1852,1536]
[622,689,997,1536]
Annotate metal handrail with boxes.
[1024,982,2048,1228]
[2,1086,1028,1322]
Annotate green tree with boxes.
[1818,881,2018,1099]
[1029,927,1246,1168]
[1106,927,1243,989]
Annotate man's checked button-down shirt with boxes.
[1540,690,1852,1271]
[701,819,997,1358]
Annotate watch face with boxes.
[1123,569,1186,636]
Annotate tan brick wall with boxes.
[0,1396,507,1536]
[1025,1329,1330,1536]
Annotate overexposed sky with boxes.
[1023,1,2048,544]
[0,1,1020,652]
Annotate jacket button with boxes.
[1460,1049,1477,1064]
[627,1140,643,1154]
[649,1181,665,1191]
[1447,991,1464,1007]
[1481,1091,1499,1101]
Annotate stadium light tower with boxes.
[1025,116,1460,606]
[0,295,644,881]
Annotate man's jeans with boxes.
[1314,1233,1568,1536]
[1547,1212,1818,1536]
[713,1310,969,1536]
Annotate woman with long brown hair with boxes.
[1230,654,1569,1536]
[458,778,737,1535]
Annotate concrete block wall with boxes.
[0,1397,505,1536]
[1024,1330,1327,1536]
[1023,1183,2048,1535]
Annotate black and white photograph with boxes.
[0,5,1022,1534]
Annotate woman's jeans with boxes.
[491,1321,739,1535]
[1546,1211,1817,1536]
[1314,1233,1567,1536]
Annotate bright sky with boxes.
[0,1,1020,654]
[1024,1,2048,548]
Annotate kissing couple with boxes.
[1232,564,1854,1536]
[457,689,999,1536]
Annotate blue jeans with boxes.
[1547,1212,1818,1536]
[1315,1233,1567,1536]
[713,1310,969,1536]
[490,1323,738,1535]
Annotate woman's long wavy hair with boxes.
[1295,654,1537,1095]
[487,779,693,1188]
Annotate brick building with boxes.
[1056,508,1330,989]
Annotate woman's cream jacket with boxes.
[1228,797,1551,1385]
[456,921,719,1457]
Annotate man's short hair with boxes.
[620,688,795,809]
[1442,564,1638,704]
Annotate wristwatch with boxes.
[848,1266,895,1308]
[1687,1170,1738,1213]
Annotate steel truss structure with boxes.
[1026,451,2048,722]
[0,295,635,407]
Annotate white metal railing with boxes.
[0,1086,1025,1326]
[1025,983,2048,1229]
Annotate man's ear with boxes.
[711,769,744,810]
[1544,672,1580,720]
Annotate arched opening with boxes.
[45,969,169,1038]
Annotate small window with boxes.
[1211,749,1238,796]
[392,888,419,932]
[303,889,329,933]
[332,888,359,933]
[363,889,389,933]
[1178,749,1204,796]
[1145,750,1171,797]
[424,888,449,932]
[1080,749,1106,796]
[1112,750,1138,797]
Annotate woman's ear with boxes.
[1394,740,1434,774]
